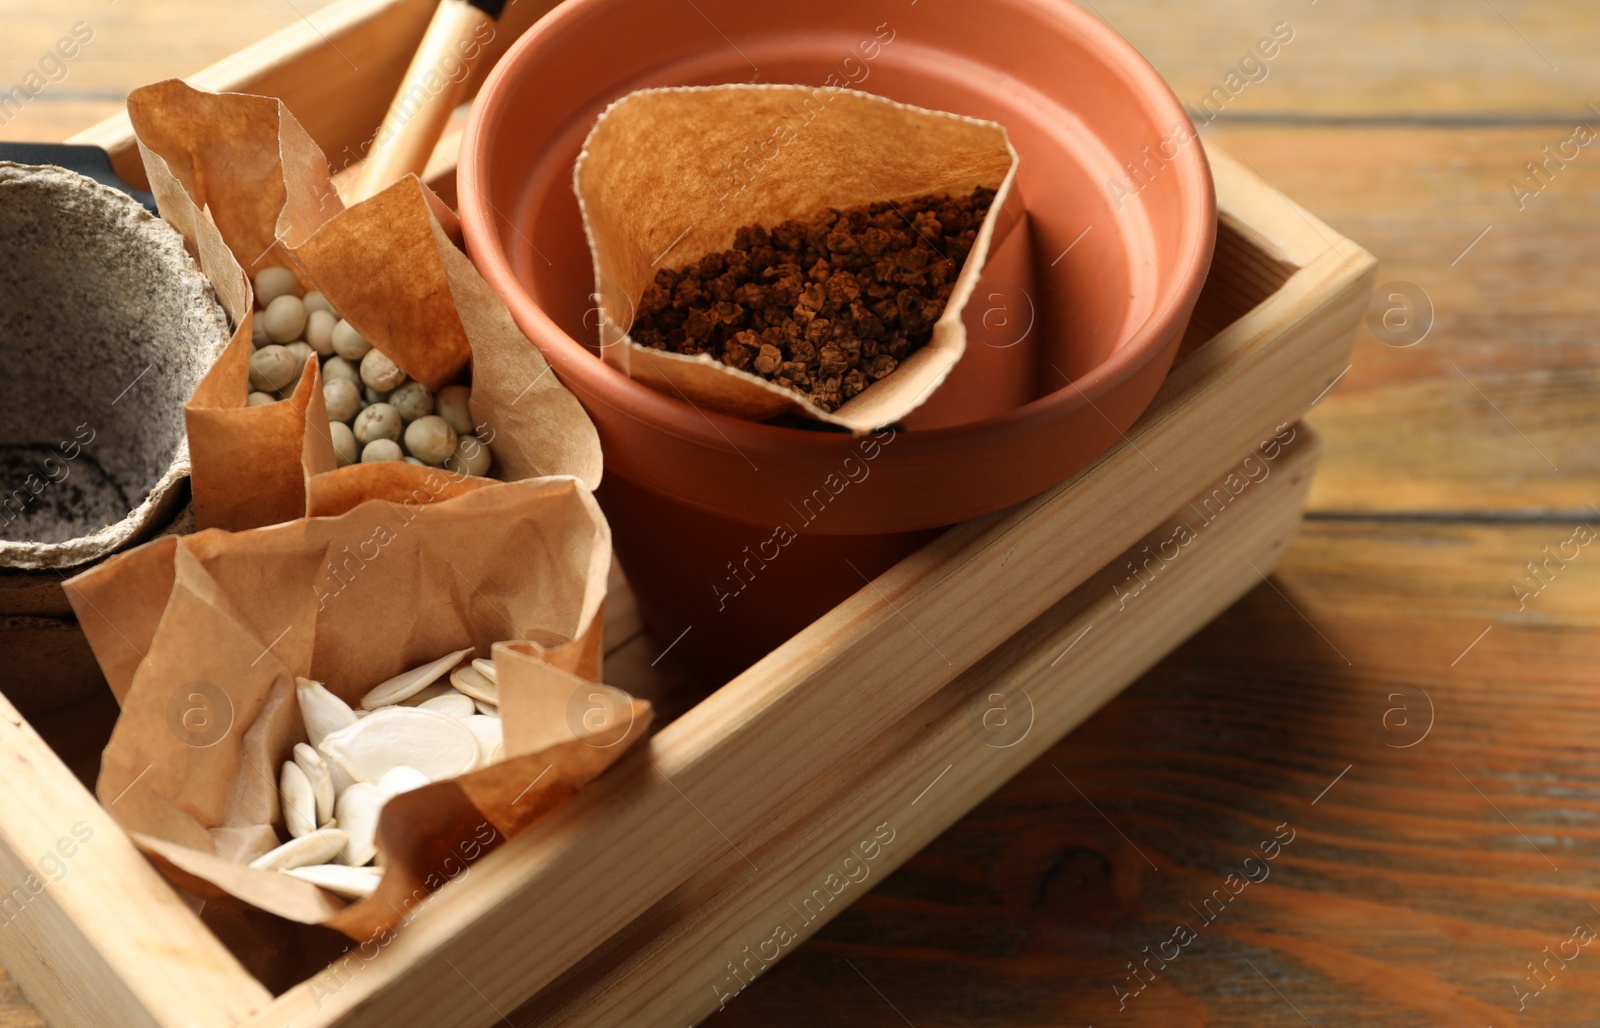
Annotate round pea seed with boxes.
[254,266,299,308]
[360,349,407,392]
[324,378,362,423]
[322,356,362,390]
[445,434,492,477]
[403,416,457,465]
[263,294,308,343]
[249,345,299,393]
[354,403,402,446]
[434,385,473,435]
[331,319,371,360]
[329,422,358,466]
[403,457,425,466]
[247,391,277,407]
[251,317,270,348]
[363,385,389,406]
[303,291,336,316]
[305,310,338,356]
[361,439,404,463]
[285,342,315,369]
[388,381,434,422]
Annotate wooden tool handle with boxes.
[351,0,493,202]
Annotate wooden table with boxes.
[4,1,1598,1024]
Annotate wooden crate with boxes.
[0,2,1374,1025]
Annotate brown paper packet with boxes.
[574,85,1022,434]
[122,85,322,532]
[128,79,342,276]
[65,476,649,939]
[291,176,604,496]
[129,80,601,532]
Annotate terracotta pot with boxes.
[461,0,1216,681]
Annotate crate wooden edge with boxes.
[68,0,565,190]
[0,702,271,1028]
[531,427,1323,1026]
[247,185,1374,1027]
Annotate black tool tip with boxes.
[0,142,159,214]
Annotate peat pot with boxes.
[0,163,228,710]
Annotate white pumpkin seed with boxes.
[461,715,504,769]
[470,658,497,683]
[249,827,348,872]
[334,782,385,866]
[360,648,473,709]
[280,761,317,838]
[450,665,499,706]
[377,765,430,797]
[297,677,357,748]
[473,699,499,717]
[420,693,475,719]
[293,743,336,824]
[319,708,479,784]
[286,863,381,899]
[398,682,454,708]
[320,749,357,794]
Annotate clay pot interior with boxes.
[501,47,1146,429]
[0,164,228,570]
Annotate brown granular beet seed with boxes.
[630,187,996,413]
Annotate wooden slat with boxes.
[0,2,336,96]
[526,429,1322,1026]
[1091,0,1599,118]
[69,0,431,188]
[17,0,1600,155]
[0,970,43,1028]
[63,0,566,191]
[246,146,1372,1027]
[707,515,1600,1025]
[0,696,271,1028]
[1199,124,1600,515]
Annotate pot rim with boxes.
[0,162,223,570]
[459,0,1216,451]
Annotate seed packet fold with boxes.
[574,84,1021,433]
[66,476,650,939]
[129,79,601,532]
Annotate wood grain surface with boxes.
[2,1,1596,1025]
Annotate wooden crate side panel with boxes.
[0,697,270,1028]
[528,430,1322,1027]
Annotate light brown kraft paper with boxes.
[291,176,604,507]
[123,84,329,532]
[574,84,1022,434]
[130,80,601,532]
[128,79,342,280]
[65,476,649,938]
